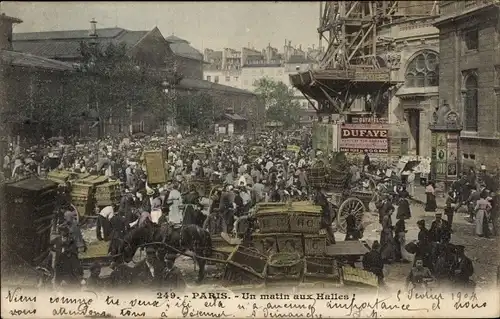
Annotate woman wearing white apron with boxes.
[167,184,183,225]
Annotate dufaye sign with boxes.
[340,124,389,153]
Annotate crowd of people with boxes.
[2,129,492,291]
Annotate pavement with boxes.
[408,185,447,209]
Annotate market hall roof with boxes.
[12,27,151,59]
[0,49,75,71]
[164,35,204,62]
[177,78,256,96]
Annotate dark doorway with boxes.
[408,109,421,155]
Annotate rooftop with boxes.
[165,35,204,61]
[12,27,149,59]
[0,49,75,71]
[177,78,255,96]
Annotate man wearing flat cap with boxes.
[134,246,166,287]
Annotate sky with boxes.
[1,1,321,52]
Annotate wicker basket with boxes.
[288,208,322,234]
[252,233,280,256]
[303,234,327,256]
[255,210,290,233]
[266,252,304,284]
[304,257,340,283]
[276,233,304,255]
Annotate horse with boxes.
[117,222,212,283]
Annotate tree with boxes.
[254,77,301,128]
[78,41,166,134]
[174,91,215,132]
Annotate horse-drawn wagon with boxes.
[215,199,372,288]
[307,153,375,233]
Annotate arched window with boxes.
[405,51,439,88]
[463,74,478,131]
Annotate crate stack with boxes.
[47,170,73,185]
[251,201,341,284]
[71,182,94,218]
[95,181,121,207]
[71,175,110,218]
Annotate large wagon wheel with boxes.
[337,197,365,233]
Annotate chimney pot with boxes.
[90,18,98,37]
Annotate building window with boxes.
[463,28,479,51]
[404,50,439,88]
[206,75,211,82]
[234,76,239,81]
[463,73,478,131]
[225,76,230,82]
[214,76,219,83]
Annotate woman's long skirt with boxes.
[475,209,485,236]
[425,193,437,212]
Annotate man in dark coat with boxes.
[416,220,432,268]
[362,241,385,286]
[452,245,474,288]
[376,195,394,225]
[133,247,166,288]
[108,212,128,255]
[314,186,335,244]
[429,213,451,244]
[219,188,234,233]
[183,185,200,226]
[53,225,83,287]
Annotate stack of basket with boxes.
[95,181,121,207]
[71,175,110,218]
[251,201,341,284]
[47,170,73,185]
[306,161,327,188]
[71,182,94,218]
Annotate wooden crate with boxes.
[255,211,289,233]
[341,266,379,288]
[47,170,72,184]
[252,233,278,255]
[304,234,327,256]
[143,150,167,185]
[79,175,109,187]
[223,246,267,285]
[303,257,340,283]
[289,209,322,234]
[276,233,304,255]
[95,181,121,207]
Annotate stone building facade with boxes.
[433,0,500,168]
[379,15,441,157]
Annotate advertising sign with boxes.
[447,132,459,177]
[339,124,389,153]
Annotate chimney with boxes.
[89,18,98,38]
[299,44,302,51]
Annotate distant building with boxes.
[378,1,441,157]
[203,40,322,125]
[165,35,206,80]
[433,0,500,168]
[0,13,77,143]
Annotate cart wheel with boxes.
[337,197,365,233]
